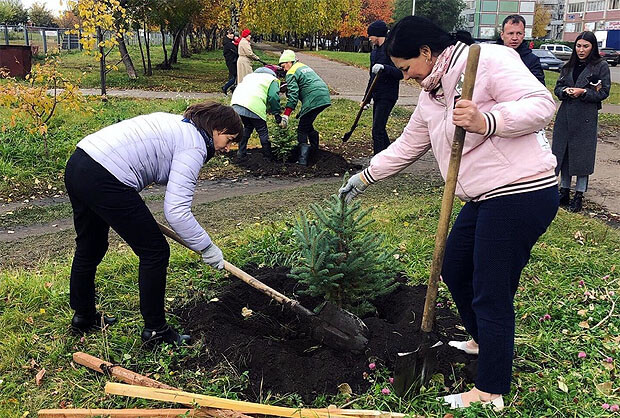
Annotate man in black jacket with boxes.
[364,20,403,154]
[222,29,238,95]
[498,15,545,85]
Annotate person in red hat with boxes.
[237,29,261,83]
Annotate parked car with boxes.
[540,44,573,61]
[532,49,564,72]
[599,48,620,66]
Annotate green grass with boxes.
[308,50,370,69]
[34,46,271,92]
[0,98,412,202]
[1,176,619,417]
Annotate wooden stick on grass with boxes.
[73,352,177,390]
[104,382,352,418]
[38,408,211,418]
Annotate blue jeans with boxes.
[441,186,558,394]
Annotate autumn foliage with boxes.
[0,58,88,157]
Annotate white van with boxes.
[540,44,573,60]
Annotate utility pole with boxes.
[412,0,416,15]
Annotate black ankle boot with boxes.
[569,191,583,212]
[71,312,117,334]
[141,324,191,347]
[559,188,570,207]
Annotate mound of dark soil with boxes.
[178,266,477,402]
[225,148,362,178]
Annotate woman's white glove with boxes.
[338,173,368,203]
[202,243,224,269]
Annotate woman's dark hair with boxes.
[386,16,474,59]
[564,31,602,71]
[184,101,243,142]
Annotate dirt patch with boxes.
[178,265,476,402]
[223,148,362,178]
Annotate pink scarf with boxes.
[419,44,456,92]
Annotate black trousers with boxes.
[372,99,396,155]
[238,116,271,156]
[297,105,329,149]
[64,148,170,329]
[441,186,558,394]
[223,60,237,92]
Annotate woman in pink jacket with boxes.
[340,16,559,410]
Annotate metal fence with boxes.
[2,24,172,55]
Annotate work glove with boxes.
[361,101,370,110]
[202,243,224,269]
[371,63,384,74]
[338,172,368,204]
[280,114,289,129]
[274,114,282,124]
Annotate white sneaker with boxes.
[448,340,479,355]
[440,393,504,411]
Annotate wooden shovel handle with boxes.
[421,44,481,333]
[156,222,310,314]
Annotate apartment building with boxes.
[564,0,620,46]
[460,0,536,39]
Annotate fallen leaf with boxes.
[558,378,569,393]
[596,381,613,395]
[603,362,615,371]
[579,321,590,329]
[241,307,253,318]
[35,368,46,386]
[44,282,52,289]
[577,309,587,316]
[25,316,34,325]
[337,382,352,395]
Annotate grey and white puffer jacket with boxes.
[77,112,214,252]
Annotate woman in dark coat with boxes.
[552,31,610,212]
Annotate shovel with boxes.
[392,44,481,397]
[156,221,370,353]
[342,69,382,143]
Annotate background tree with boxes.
[393,0,465,31]
[29,1,56,27]
[0,0,28,24]
[69,0,129,98]
[360,0,394,27]
[532,1,551,39]
[54,9,80,28]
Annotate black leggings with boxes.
[64,148,169,329]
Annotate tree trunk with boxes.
[137,28,147,75]
[181,26,191,58]
[97,27,107,100]
[144,24,152,76]
[117,34,138,79]
[169,27,184,64]
[160,27,170,69]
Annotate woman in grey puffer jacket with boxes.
[64,102,242,346]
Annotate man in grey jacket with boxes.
[64,102,243,346]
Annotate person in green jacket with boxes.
[231,65,283,161]
[279,50,331,166]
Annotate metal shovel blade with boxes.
[310,301,370,353]
[392,340,443,397]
